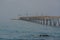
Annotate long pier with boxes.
[19,16,60,27]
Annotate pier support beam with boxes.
[45,19,48,25]
[49,19,53,26]
[40,19,43,24]
[43,19,45,25]
[53,22,56,26]
[57,18,60,26]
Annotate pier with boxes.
[19,16,60,27]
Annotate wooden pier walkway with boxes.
[19,16,60,26]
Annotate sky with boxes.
[0,0,60,20]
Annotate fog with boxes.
[0,0,60,21]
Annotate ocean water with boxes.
[0,20,60,40]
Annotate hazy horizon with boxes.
[0,0,60,40]
[0,0,60,21]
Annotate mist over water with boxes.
[0,0,60,40]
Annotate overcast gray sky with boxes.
[0,0,60,20]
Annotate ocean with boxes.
[0,20,60,40]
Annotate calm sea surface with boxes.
[0,20,60,40]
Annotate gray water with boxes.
[0,20,60,40]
